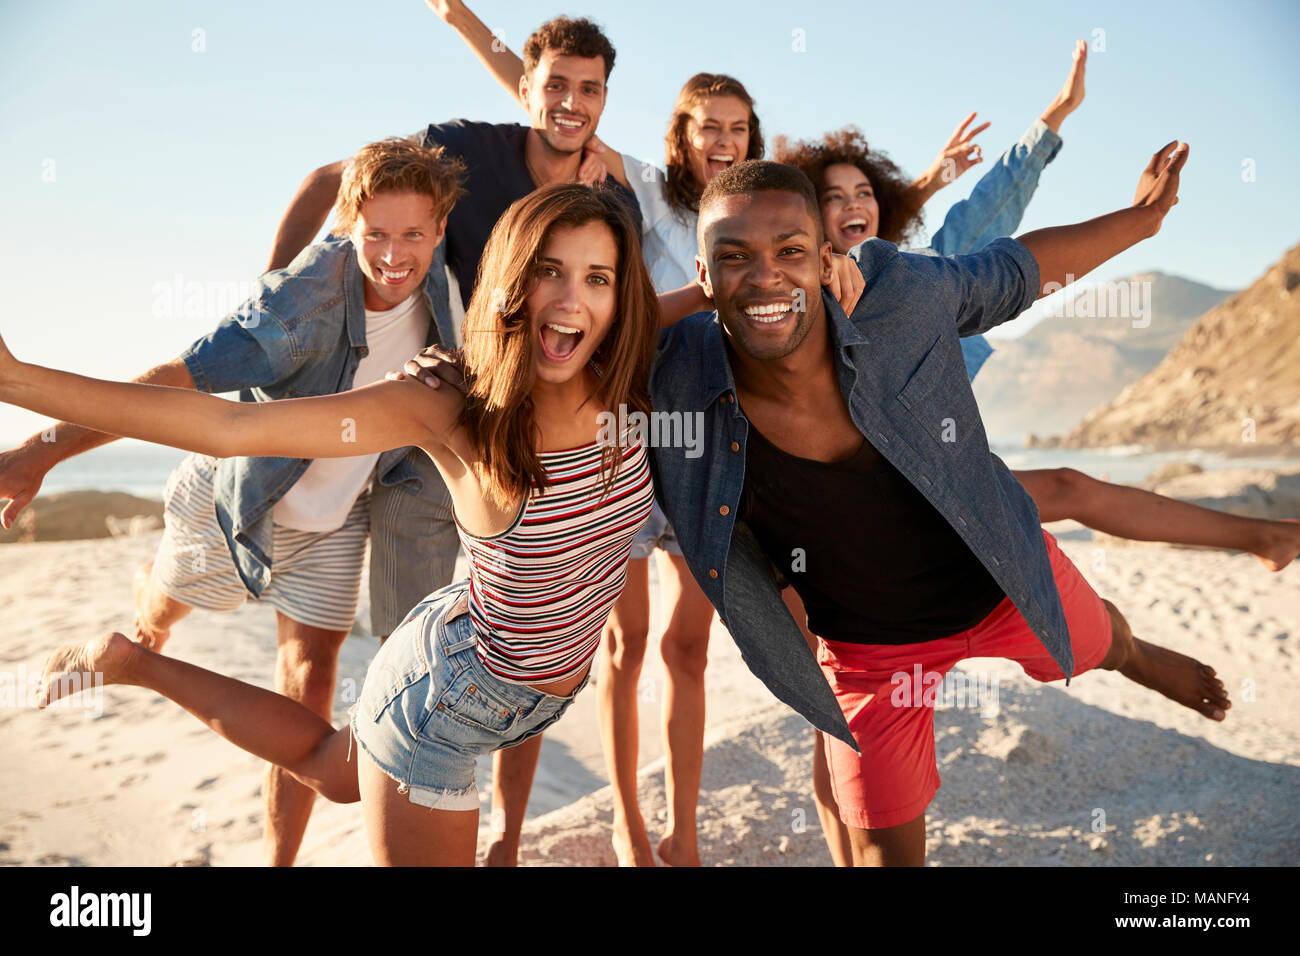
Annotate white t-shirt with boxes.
[273,293,431,532]
[621,153,700,294]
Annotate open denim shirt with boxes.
[180,239,457,597]
[649,237,1068,751]
[925,118,1063,381]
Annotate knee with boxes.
[660,625,708,679]
[603,623,649,672]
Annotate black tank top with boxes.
[740,423,1005,644]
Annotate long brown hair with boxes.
[461,183,660,509]
[663,73,764,215]
[773,126,924,246]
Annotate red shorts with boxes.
[816,530,1112,830]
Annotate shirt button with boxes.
[730,441,740,452]
[719,505,730,516]
[708,569,719,579]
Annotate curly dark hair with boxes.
[522,16,616,81]
[772,126,923,246]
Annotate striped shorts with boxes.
[151,454,369,632]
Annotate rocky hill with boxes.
[973,272,1233,444]
[1058,243,1300,450]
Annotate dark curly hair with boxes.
[772,126,923,246]
[522,16,616,81]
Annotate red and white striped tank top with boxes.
[459,437,654,683]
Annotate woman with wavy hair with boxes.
[4,182,666,866]
[425,0,767,867]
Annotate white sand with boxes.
[1,522,1296,866]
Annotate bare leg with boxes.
[781,587,853,867]
[656,552,714,868]
[846,811,927,867]
[485,734,542,866]
[1017,468,1300,571]
[263,612,349,867]
[597,558,656,866]
[38,631,359,802]
[132,561,192,651]
[358,750,478,866]
[1094,599,1231,720]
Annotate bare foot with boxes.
[657,832,701,867]
[611,818,656,867]
[132,562,171,651]
[38,632,138,708]
[1253,518,1300,573]
[1119,637,1231,721]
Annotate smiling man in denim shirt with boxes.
[0,138,466,866]
[649,150,1230,866]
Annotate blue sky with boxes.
[1,0,1297,441]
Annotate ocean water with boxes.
[29,444,190,500]
[15,442,1299,501]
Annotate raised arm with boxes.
[1018,141,1187,297]
[0,336,452,464]
[266,160,346,271]
[929,41,1087,256]
[905,111,991,211]
[0,357,194,529]
[427,0,526,108]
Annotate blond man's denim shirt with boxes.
[649,238,1065,751]
[934,118,1063,381]
[180,238,457,597]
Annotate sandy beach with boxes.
[1,517,1297,867]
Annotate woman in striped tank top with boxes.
[10,183,663,865]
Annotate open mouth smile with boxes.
[539,321,586,362]
[839,217,871,242]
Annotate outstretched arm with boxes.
[266,160,346,271]
[0,338,451,463]
[1019,141,1187,297]
[0,358,195,529]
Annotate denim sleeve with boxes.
[929,119,1063,257]
[180,301,297,394]
[905,237,1041,337]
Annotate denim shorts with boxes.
[349,581,589,810]
[628,499,683,559]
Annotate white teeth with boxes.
[743,303,792,323]
[545,322,581,334]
